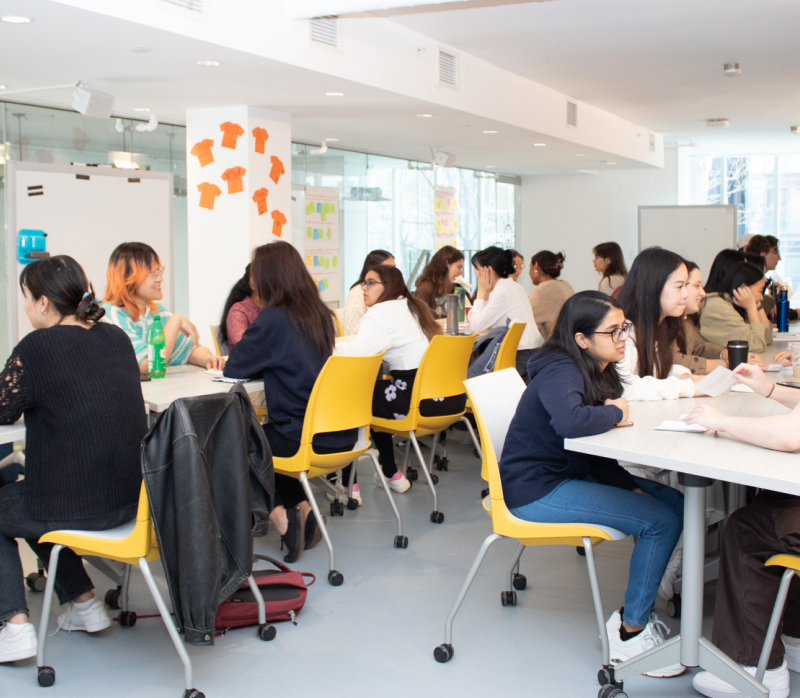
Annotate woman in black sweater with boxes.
[0,256,147,664]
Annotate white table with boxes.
[565,388,799,697]
[0,422,26,445]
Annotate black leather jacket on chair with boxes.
[142,384,274,645]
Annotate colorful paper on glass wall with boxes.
[434,185,458,250]
[305,186,340,303]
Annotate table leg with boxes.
[611,476,768,698]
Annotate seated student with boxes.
[343,250,394,336]
[414,245,464,316]
[685,364,800,698]
[102,243,223,374]
[528,250,574,338]
[469,247,543,380]
[592,242,627,296]
[745,253,777,318]
[219,264,259,352]
[705,248,746,293]
[501,291,684,676]
[335,265,463,493]
[753,235,797,320]
[699,261,773,354]
[0,256,147,663]
[508,249,525,282]
[224,241,353,563]
[615,248,702,400]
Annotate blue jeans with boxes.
[510,476,683,627]
[0,481,137,622]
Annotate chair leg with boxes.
[460,416,481,460]
[138,557,195,692]
[582,536,610,667]
[409,432,443,522]
[756,568,796,682]
[246,574,276,640]
[365,450,407,548]
[346,462,356,499]
[506,542,525,591]
[426,431,440,475]
[298,472,342,585]
[120,563,132,613]
[36,544,63,683]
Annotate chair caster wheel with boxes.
[258,623,276,641]
[598,666,615,686]
[433,643,454,663]
[118,611,137,627]
[512,573,527,590]
[182,690,205,698]
[38,666,56,687]
[394,535,409,548]
[667,594,681,618]
[407,468,418,481]
[431,474,439,485]
[576,546,586,556]
[346,498,359,510]
[436,457,449,472]
[500,591,517,606]
[330,501,344,517]
[480,488,489,499]
[598,685,626,698]
[327,570,344,586]
[105,587,122,609]
[430,511,444,524]
[26,572,47,592]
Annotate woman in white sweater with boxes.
[615,248,702,401]
[469,246,543,381]
[334,265,465,493]
[341,249,394,336]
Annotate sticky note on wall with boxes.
[327,228,332,239]
[313,256,319,266]
[333,256,338,267]
[331,204,336,214]
[324,259,330,269]
[307,227,312,238]
[318,279,325,291]
[316,203,322,213]
[306,255,312,266]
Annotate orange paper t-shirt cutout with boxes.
[271,210,287,238]
[190,139,214,167]
[252,188,269,215]
[221,166,246,194]
[198,182,221,210]
[220,122,244,150]
[269,156,285,185]
[252,127,269,154]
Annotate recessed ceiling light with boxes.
[325,138,339,141]
[575,153,586,157]
[1,16,32,23]
[416,113,434,118]
[132,47,152,53]
[534,143,546,147]
[196,61,221,67]
[133,107,151,112]
[482,130,498,134]
[325,92,345,97]
[706,119,730,128]
[486,166,495,169]
[603,161,617,165]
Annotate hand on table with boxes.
[604,397,629,423]
[684,405,727,432]
[205,355,226,371]
[773,350,791,366]
[747,353,768,369]
[732,363,774,397]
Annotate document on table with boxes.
[654,414,708,433]
[693,365,738,397]
[205,369,223,376]
[764,364,786,372]
[731,383,755,393]
[774,333,800,342]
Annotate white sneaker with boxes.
[57,597,111,633]
[658,547,683,601]
[781,635,800,673]
[0,622,37,663]
[692,660,789,698]
[606,610,685,678]
[373,471,411,493]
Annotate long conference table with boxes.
[565,341,800,697]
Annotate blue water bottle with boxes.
[777,286,790,332]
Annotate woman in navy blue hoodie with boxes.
[500,291,685,677]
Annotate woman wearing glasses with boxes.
[500,291,685,677]
[335,265,461,494]
[102,243,223,375]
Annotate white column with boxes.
[186,106,291,349]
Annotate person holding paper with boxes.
[615,248,704,401]
[501,291,685,677]
[684,364,800,698]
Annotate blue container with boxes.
[777,288,790,332]
[17,229,48,265]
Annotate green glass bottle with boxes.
[148,315,167,379]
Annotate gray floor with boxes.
[6,431,798,698]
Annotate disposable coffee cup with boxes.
[727,340,749,371]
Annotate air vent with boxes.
[566,101,578,127]
[438,50,459,87]
[161,0,204,12]
[310,17,340,48]
[650,134,656,153]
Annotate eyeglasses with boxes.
[148,266,165,280]
[593,322,631,343]
[360,279,384,289]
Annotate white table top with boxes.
[0,422,26,446]
[140,364,265,413]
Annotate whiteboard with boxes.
[638,205,737,279]
[7,162,173,343]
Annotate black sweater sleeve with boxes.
[224,315,275,380]
[0,349,32,424]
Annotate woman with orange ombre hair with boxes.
[101,242,223,375]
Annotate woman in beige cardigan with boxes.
[699,261,772,354]
[527,250,574,338]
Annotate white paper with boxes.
[764,364,786,372]
[655,420,708,433]
[694,365,738,397]
[731,383,755,393]
[774,333,800,342]
[204,369,223,376]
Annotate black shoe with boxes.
[281,507,305,563]
[304,511,327,550]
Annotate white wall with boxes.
[518,149,678,295]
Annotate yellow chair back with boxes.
[766,555,800,571]
[209,325,223,355]
[333,312,344,338]
[494,319,526,372]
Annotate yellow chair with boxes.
[372,334,476,524]
[433,369,627,671]
[208,324,226,356]
[36,483,269,695]
[752,555,800,683]
[332,310,345,338]
[273,352,406,587]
